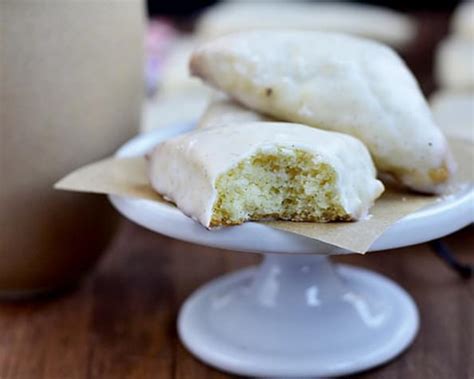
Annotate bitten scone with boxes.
[190,30,456,194]
[197,99,269,130]
[149,122,384,227]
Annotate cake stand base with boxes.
[178,254,419,377]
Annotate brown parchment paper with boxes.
[55,139,473,253]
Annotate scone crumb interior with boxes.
[210,147,350,226]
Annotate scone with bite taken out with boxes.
[149,122,384,228]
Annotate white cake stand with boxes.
[110,125,473,378]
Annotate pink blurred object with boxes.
[145,18,178,96]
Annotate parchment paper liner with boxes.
[55,138,473,253]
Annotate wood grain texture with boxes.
[0,220,472,379]
[0,11,472,379]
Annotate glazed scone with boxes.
[197,99,269,129]
[141,89,210,133]
[191,30,456,194]
[430,91,474,143]
[452,1,474,40]
[435,36,474,90]
[196,2,416,48]
[159,36,206,95]
[149,122,384,227]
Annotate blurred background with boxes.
[147,0,462,15]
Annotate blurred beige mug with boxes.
[0,1,144,298]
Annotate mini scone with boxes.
[190,30,456,194]
[197,99,269,129]
[452,1,474,40]
[435,37,474,90]
[430,90,474,143]
[141,90,209,133]
[149,122,384,227]
[159,37,207,95]
[196,2,416,48]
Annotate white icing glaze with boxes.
[190,30,456,193]
[430,90,474,143]
[197,99,268,130]
[196,2,416,48]
[452,1,474,40]
[435,36,474,90]
[149,122,384,227]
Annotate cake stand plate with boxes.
[110,125,473,377]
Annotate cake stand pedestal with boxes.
[110,126,473,377]
[178,254,418,377]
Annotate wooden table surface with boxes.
[0,12,472,379]
[0,221,472,379]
